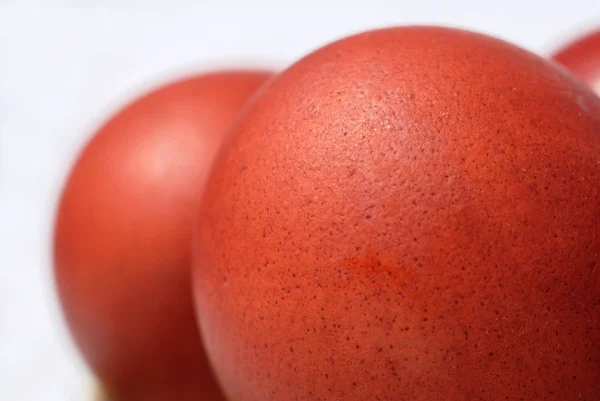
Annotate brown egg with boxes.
[192,27,600,400]
[54,69,272,401]
[552,28,600,93]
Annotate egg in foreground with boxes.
[193,27,600,400]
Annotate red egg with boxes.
[552,28,600,93]
[192,27,600,400]
[54,69,272,401]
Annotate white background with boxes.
[1,2,599,400]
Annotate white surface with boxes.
[1,2,599,400]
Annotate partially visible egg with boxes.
[192,27,600,401]
[552,28,600,93]
[54,69,272,401]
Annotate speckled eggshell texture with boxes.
[54,70,272,401]
[552,28,600,94]
[193,27,600,401]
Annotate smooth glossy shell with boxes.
[552,28,600,93]
[54,70,272,401]
[193,27,600,400]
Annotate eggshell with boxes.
[193,27,600,400]
[552,28,600,93]
[54,69,272,401]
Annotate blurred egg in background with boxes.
[1,2,599,401]
[53,70,271,401]
[551,28,600,93]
